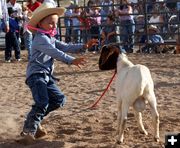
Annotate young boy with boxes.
[4,7,21,62]
[20,3,97,143]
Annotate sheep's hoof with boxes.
[116,137,124,144]
[143,130,148,135]
[139,129,148,135]
[116,140,123,145]
[154,137,160,142]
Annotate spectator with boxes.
[26,0,41,12]
[0,0,9,33]
[116,0,135,53]
[79,8,91,43]
[140,25,164,53]
[100,0,113,24]
[23,0,41,60]
[64,1,74,43]
[89,6,101,52]
[158,1,171,39]
[4,7,21,62]
[71,5,81,43]
[134,15,145,42]
[7,0,23,46]
[100,14,116,45]
[7,0,22,20]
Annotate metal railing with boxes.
[58,0,179,52]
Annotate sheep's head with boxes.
[99,44,120,70]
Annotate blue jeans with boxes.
[120,19,135,53]
[5,32,21,60]
[24,31,33,60]
[23,73,66,134]
[64,19,72,43]
[73,29,81,43]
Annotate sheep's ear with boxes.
[100,45,108,53]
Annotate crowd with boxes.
[64,0,180,53]
[0,0,179,62]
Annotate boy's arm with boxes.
[34,35,76,64]
[55,40,85,53]
[55,38,98,53]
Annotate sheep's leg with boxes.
[145,92,160,142]
[134,111,148,135]
[116,103,129,144]
[116,100,122,135]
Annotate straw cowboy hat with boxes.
[136,15,144,20]
[148,25,159,32]
[28,3,65,33]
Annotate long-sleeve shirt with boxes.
[26,32,85,79]
[0,0,9,26]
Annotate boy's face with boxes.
[38,14,58,31]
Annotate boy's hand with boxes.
[84,39,98,49]
[72,57,86,69]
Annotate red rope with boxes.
[90,70,116,108]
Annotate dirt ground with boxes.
[0,50,179,148]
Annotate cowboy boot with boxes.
[35,124,47,139]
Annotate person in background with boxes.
[7,0,23,47]
[64,1,74,43]
[101,14,116,45]
[140,25,164,53]
[0,0,9,33]
[100,0,113,24]
[71,5,81,43]
[116,0,135,53]
[89,6,101,52]
[23,0,41,60]
[4,7,21,62]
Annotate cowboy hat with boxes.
[136,15,144,20]
[148,25,159,32]
[28,3,65,33]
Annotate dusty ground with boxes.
[0,50,179,148]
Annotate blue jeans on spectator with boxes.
[23,73,66,135]
[73,29,81,43]
[5,32,21,61]
[64,18,72,43]
[24,31,33,60]
[120,19,135,53]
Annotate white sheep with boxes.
[115,53,160,144]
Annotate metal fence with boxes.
[58,0,180,53]
[1,0,179,53]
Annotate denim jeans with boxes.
[64,19,72,43]
[24,31,33,60]
[5,32,21,60]
[120,19,135,53]
[23,73,66,134]
[73,29,81,43]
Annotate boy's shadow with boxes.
[0,138,65,148]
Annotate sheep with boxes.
[99,44,160,144]
[115,53,160,143]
